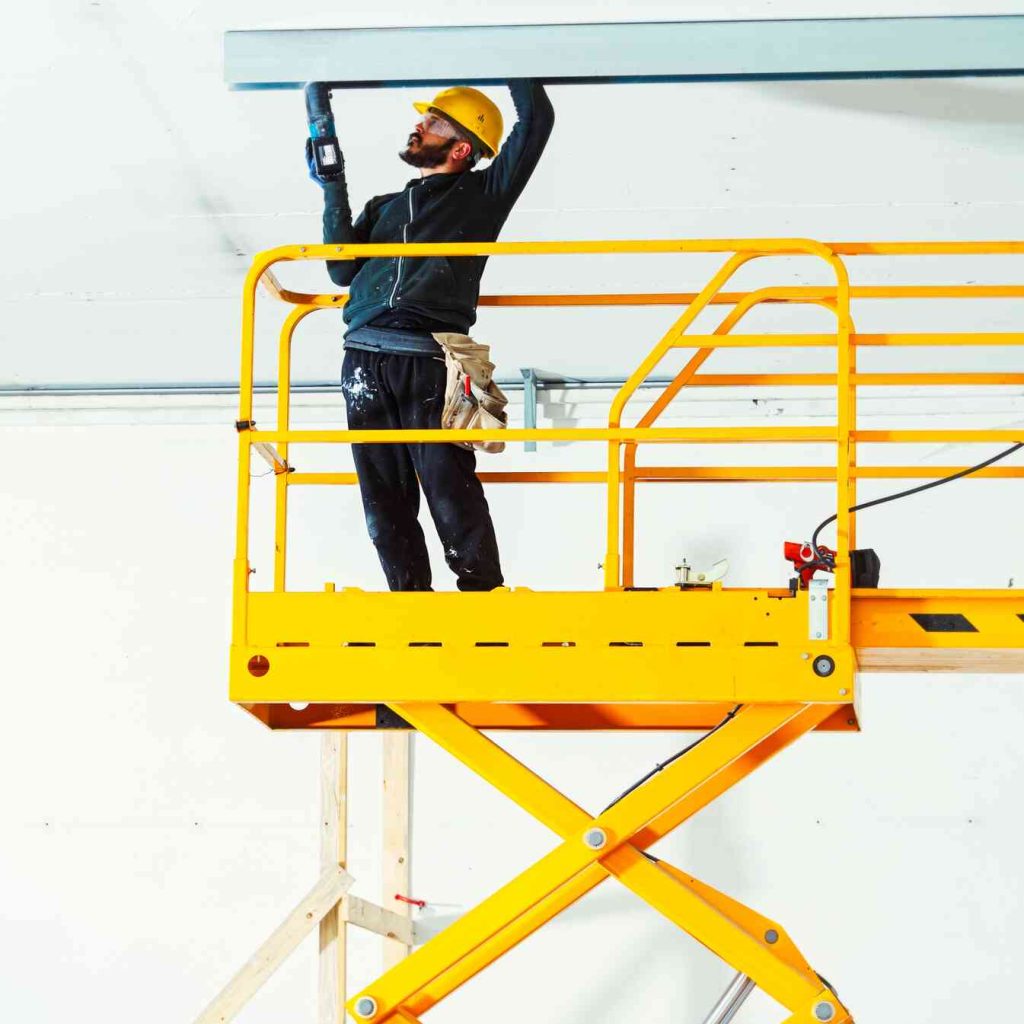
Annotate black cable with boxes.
[810,440,1024,566]
[601,705,743,814]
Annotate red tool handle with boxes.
[395,893,427,909]
[783,540,836,588]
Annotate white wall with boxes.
[2,379,1023,1023]
[4,2,1024,1023]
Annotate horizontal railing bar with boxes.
[851,373,1024,386]
[661,332,1024,350]
[288,472,606,485]
[854,430,1024,442]
[633,465,1024,480]
[251,240,1024,305]
[479,285,1024,306]
[854,465,1024,478]
[693,373,1024,386]
[249,427,1024,446]
[259,240,840,261]
[248,427,838,445]
[259,240,1024,261]
[857,332,1024,346]
[286,465,1024,486]
[830,241,1024,255]
[261,284,1024,308]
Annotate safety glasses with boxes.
[416,112,460,139]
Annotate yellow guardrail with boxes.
[235,239,1024,652]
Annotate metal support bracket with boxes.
[808,579,829,642]
[520,367,537,453]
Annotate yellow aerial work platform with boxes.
[225,238,1024,1024]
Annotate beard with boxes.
[399,133,457,168]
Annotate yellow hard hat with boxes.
[413,87,503,158]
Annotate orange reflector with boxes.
[248,655,271,677]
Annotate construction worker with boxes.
[307,80,554,591]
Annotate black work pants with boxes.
[341,348,504,592]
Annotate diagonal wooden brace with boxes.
[196,864,354,1024]
[347,702,851,1024]
[344,896,416,947]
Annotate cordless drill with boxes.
[305,82,344,181]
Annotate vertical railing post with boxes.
[845,302,859,556]
[233,256,270,646]
[604,437,622,589]
[621,443,638,588]
[830,254,855,643]
[274,306,314,593]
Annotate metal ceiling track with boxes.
[225,15,1024,90]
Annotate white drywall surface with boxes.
[2,388,1023,1023]
[2,2,1024,1023]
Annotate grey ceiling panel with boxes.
[225,16,1024,89]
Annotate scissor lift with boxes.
[218,238,1024,1024]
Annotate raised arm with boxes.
[480,80,554,203]
[322,179,373,288]
[304,85,372,287]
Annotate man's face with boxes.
[400,111,462,168]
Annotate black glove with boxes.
[306,135,344,186]
[305,138,326,189]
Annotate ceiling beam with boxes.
[224,16,1024,90]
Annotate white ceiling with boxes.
[5,0,1024,385]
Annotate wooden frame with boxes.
[193,731,414,1024]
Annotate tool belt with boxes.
[433,332,508,454]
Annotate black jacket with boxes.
[321,80,554,336]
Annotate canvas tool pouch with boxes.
[433,332,509,454]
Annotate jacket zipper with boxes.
[388,185,416,308]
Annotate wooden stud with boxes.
[382,731,413,969]
[194,864,354,1024]
[342,895,415,947]
[319,732,349,1024]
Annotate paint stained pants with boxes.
[341,348,504,592]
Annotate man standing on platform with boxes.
[307,80,554,592]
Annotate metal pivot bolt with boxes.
[814,1001,836,1021]
[764,929,779,944]
[583,827,607,850]
[354,997,378,1019]
[812,655,835,677]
